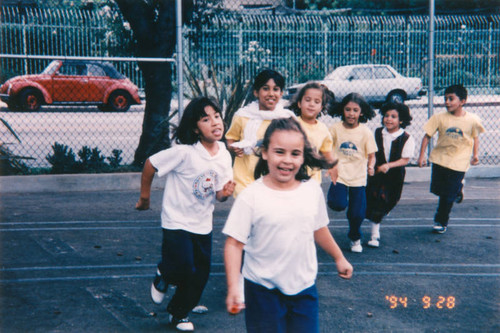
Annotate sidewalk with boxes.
[1,165,499,193]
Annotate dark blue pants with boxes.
[327,182,366,241]
[244,279,319,333]
[158,229,212,319]
[430,164,465,226]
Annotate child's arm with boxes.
[417,134,431,167]
[471,136,480,165]
[377,158,410,174]
[314,227,353,279]
[322,151,339,184]
[226,139,244,157]
[216,180,236,202]
[367,152,376,176]
[135,159,156,210]
[224,236,245,314]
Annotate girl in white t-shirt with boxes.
[327,93,377,254]
[223,117,352,333]
[365,102,415,248]
[136,97,235,332]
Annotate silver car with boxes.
[286,64,425,105]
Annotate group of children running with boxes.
[136,68,485,332]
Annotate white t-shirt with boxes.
[150,141,233,234]
[381,128,415,162]
[222,178,329,295]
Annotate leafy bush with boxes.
[46,142,124,174]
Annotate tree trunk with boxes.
[114,0,177,167]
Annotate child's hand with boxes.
[417,156,426,168]
[471,156,479,165]
[226,289,245,315]
[336,257,353,279]
[135,197,150,210]
[327,166,338,185]
[377,164,390,174]
[367,166,375,176]
[229,145,244,157]
[222,180,236,197]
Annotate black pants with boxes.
[158,229,212,319]
[430,164,465,226]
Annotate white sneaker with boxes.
[150,269,167,304]
[192,305,208,314]
[367,238,380,248]
[169,315,194,332]
[350,240,363,253]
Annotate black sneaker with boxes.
[432,222,447,234]
[150,269,167,304]
[169,315,194,331]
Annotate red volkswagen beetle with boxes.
[0,60,141,112]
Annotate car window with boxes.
[87,64,107,77]
[350,67,372,80]
[58,63,87,76]
[42,61,60,75]
[373,67,395,79]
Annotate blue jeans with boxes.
[244,279,319,333]
[327,182,366,241]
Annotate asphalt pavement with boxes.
[0,176,499,332]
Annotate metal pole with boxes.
[176,0,184,118]
[427,0,435,159]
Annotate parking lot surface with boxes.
[1,177,499,332]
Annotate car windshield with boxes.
[324,67,350,80]
[42,61,60,75]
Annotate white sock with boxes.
[371,222,380,239]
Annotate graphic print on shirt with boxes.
[445,127,464,140]
[340,141,358,156]
[193,170,218,200]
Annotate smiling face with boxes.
[444,93,466,115]
[262,129,304,190]
[343,101,362,128]
[298,88,323,124]
[383,109,401,133]
[195,106,224,143]
[254,78,284,111]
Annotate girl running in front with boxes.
[223,117,352,333]
[136,97,235,332]
[226,68,295,197]
[365,102,415,248]
[327,93,377,253]
[288,82,336,183]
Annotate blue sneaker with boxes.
[433,222,447,234]
[150,269,168,304]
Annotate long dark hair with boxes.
[254,117,335,181]
[173,97,222,145]
[329,92,375,123]
[379,102,412,129]
[288,82,334,117]
[253,68,285,91]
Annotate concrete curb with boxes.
[1,166,499,194]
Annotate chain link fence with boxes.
[1,2,499,172]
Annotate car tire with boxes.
[387,91,405,104]
[107,90,131,112]
[7,101,20,111]
[19,88,43,111]
[97,104,111,112]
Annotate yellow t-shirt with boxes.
[329,122,378,187]
[424,111,485,172]
[225,115,273,196]
[298,117,333,183]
